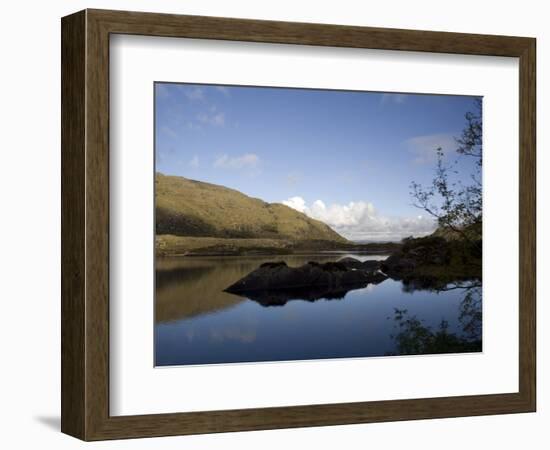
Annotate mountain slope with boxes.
[155,173,348,244]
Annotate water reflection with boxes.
[155,254,385,321]
[389,284,482,355]
[228,284,373,307]
[155,254,482,366]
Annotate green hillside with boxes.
[155,173,349,255]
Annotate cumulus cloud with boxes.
[282,196,436,242]
[406,133,456,164]
[214,153,260,170]
[282,196,307,213]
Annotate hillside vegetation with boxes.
[155,173,350,255]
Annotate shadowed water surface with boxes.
[155,253,481,366]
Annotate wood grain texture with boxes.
[518,39,536,410]
[61,9,537,441]
[85,10,111,439]
[61,10,86,439]
[89,8,532,56]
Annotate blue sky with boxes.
[155,82,480,241]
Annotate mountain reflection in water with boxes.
[155,254,481,366]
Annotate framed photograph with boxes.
[61,9,536,440]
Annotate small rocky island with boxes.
[225,234,482,306]
[225,259,387,305]
[225,259,387,292]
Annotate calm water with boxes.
[155,253,482,366]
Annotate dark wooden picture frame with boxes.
[61,9,536,441]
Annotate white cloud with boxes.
[214,153,260,170]
[189,155,199,168]
[406,133,456,164]
[282,196,307,213]
[282,196,436,242]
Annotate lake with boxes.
[155,253,482,366]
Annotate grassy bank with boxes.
[155,235,400,257]
[156,235,292,256]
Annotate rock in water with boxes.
[338,257,382,271]
[225,259,387,296]
[338,257,366,269]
